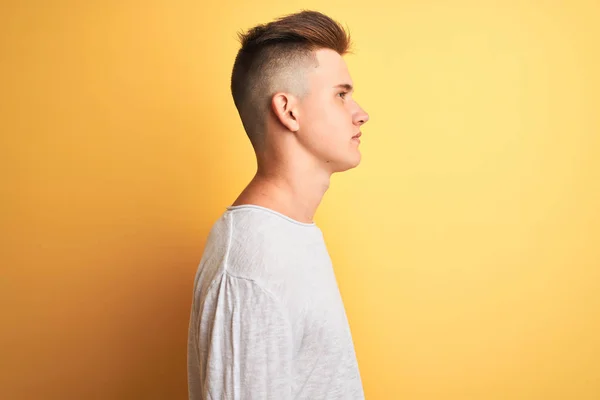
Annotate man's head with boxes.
[231,10,369,173]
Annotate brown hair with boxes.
[230,10,352,148]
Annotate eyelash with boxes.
[338,91,348,99]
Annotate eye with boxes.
[338,91,348,100]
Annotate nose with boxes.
[354,104,369,126]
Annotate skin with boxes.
[232,48,370,223]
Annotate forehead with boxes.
[308,48,352,87]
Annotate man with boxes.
[187,10,370,400]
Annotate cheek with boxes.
[316,101,351,129]
[303,101,333,131]
[301,99,352,145]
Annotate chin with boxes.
[332,153,362,173]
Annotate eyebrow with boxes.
[334,83,354,92]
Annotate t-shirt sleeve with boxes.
[193,271,294,399]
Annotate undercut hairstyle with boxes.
[230,10,352,149]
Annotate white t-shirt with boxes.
[187,204,364,399]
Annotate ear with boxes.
[271,92,300,132]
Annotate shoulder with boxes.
[194,205,324,306]
[208,270,281,304]
[201,270,291,329]
[222,206,319,279]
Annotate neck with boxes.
[231,159,331,224]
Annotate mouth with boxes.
[352,132,362,139]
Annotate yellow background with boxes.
[2,1,599,399]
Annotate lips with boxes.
[352,132,362,139]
